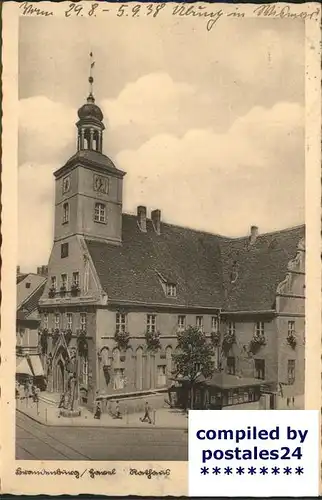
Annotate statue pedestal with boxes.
[59,408,81,418]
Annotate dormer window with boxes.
[166,283,177,297]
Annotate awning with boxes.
[29,356,45,377]
[16,357,33,376]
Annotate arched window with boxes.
[84,129,91,150]
[93,130,99,151]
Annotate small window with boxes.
[116,312,127,333]
[62,202,69,224]
[72,272,80,287]
[196,316,203,332]
[25,282,31,289]
[254,359,265,380]
[166,283,177,297]
[51,276,57,290]
[61,274,68,289]
[54,313,60,329]
[43,313,48,329]
[255,322,265,335]
[226,356,235,375]
[147,314,156,333]
[228,322,236,335]
[177,315,186,332]
[94,202,106,223]
[80,313,87,331]
[66,313,73,330]
[61,243,69,258]
[287,359,295,385]
[288,321,295,336]
[211,316,219,332]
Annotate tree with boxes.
[173,326,215,409]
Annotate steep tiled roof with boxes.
[86,215,224,308]
[55,150,125,178]
[86,216,304,312]
[219,225,305,312]
[17,274,28,284]
[18,281,46,317]
[17,273,47,309]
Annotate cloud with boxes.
[118,101,304,233]
[18,162,56,270]
[19,96,76,164]
[102,72,195,129]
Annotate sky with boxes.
[18,16,305,272]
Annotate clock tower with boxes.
[53,64,126,246]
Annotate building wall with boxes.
[16,320,39,350]
[40,235,101,303]
[54,165,123,244]
[95,308,221,397]
[276,238,305,406]
[220,316,278,384]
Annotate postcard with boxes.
[1,1,321,496]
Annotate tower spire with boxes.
[88,52,95,102]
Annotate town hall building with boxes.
[37,78,305,411]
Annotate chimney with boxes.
[17,266,20,274]
[137,206,147,232]
[41,265,48,277]
[37,265,48,277]
[151,209,161,235]
[250,225,259,245]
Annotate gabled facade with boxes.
[16,269,47,383]
[38,80,305,410]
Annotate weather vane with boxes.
[89,51,95,96]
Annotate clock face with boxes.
[62,176,71,194]
[93,174,108,194]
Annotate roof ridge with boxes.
[122,213,305,240]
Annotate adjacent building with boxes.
[16,267,48,387]
[37,83,305,410]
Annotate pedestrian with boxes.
[24,381,29,401]
[34,386,40,403]
[32,385,37,402]
[94,400,102,420]
[58,392,65,409]
[140,401,152,424]
[115,400,122,419]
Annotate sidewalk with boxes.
[16,398,188,430]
